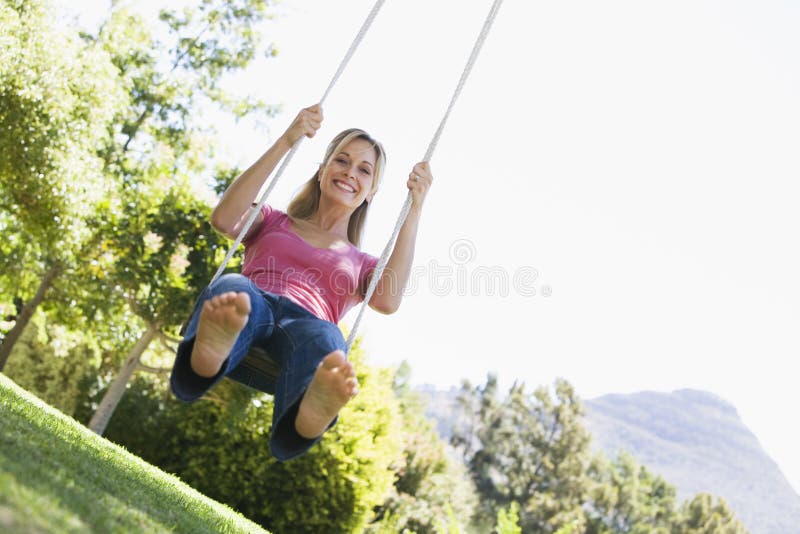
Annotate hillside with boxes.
[0,373,268,533]
[584,389,800,534]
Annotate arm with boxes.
[369,162,432,314]
[211,104,323,239]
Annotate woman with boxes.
[170,104,432,461]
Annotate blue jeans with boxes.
[170,274,346,461]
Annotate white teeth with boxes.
[334,180,356,193]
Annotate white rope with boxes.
[345,0,504,353]
[210,0,386,284]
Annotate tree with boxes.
[87,182,229,434]
[0,0,125,368]
[584,451,677,534]
[367,361,478,533]
[2,0,279,372]
[672,494,748,534]
[453,376,591,533]
[450,375,750,534]
[92,0,277,185]
[3,309,101,418]
[67,0,280,433]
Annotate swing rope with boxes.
[345,0,504,352]
[210,0,387,285]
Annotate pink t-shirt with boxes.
[241,205,378,324]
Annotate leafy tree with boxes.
[672,494,748,534]
[87,181,230,434]
[3,309,101,418]
[2,0,279,379]
[0,0,125,368]
[92,0,277,185]
[451,375,750,534]
[367,361,478,533]
[61,0,280,433]
[453,376,591,533]
[584,451,677,533]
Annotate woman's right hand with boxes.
[282,104,323,146]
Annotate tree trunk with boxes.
[0,265,60,371]
[88,322,159,435]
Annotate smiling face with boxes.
[319,137,378,209]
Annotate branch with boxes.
[117,287,145,318]
[137,364,171,374]
[121,21,209,153]
[159,330,182,344]
[158,332,178,354]
[169,22,210,75]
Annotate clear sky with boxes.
[66,1,800,496]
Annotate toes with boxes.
[316,351,358,398]
[321,350,346,370]
[346,376,359,396]
[209,293,231,307]
[342,361,355,377]
[233,292,251,314]
[207,292,250,313]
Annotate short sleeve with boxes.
[242,203,280,246]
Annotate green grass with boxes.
[0,373,269,533]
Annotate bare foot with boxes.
[295,351,358,439]
[190,292,251,377]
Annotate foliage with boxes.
[453,376,590,532]
[367,361,478,534]
[65,0,279,428]
[554,520,581,534]
[1,0,280,364]
[0,0,127,366]
[494,502,522,534]
[673,494,748,534]
[91,180,230,330]
[0,0,123,249]
[92,0,277,185]
[79,0,279,331]
[584,451,677,533]
[452,375,749,534]
[2,310,100,418]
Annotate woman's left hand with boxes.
[407,162,433,212]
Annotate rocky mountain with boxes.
[584,389,800,534]
[418,385,800,534]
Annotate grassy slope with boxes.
[0,373,268,533]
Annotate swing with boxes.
[194,0,504,388]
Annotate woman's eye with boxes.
[360,167,371,175]
[335,158,348,165]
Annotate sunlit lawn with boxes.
[0,373,268,533]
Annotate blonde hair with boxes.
[287,128,386,247]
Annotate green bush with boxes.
[367,363,477,533]
[4,311,100,418]
[104,346,402,533]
